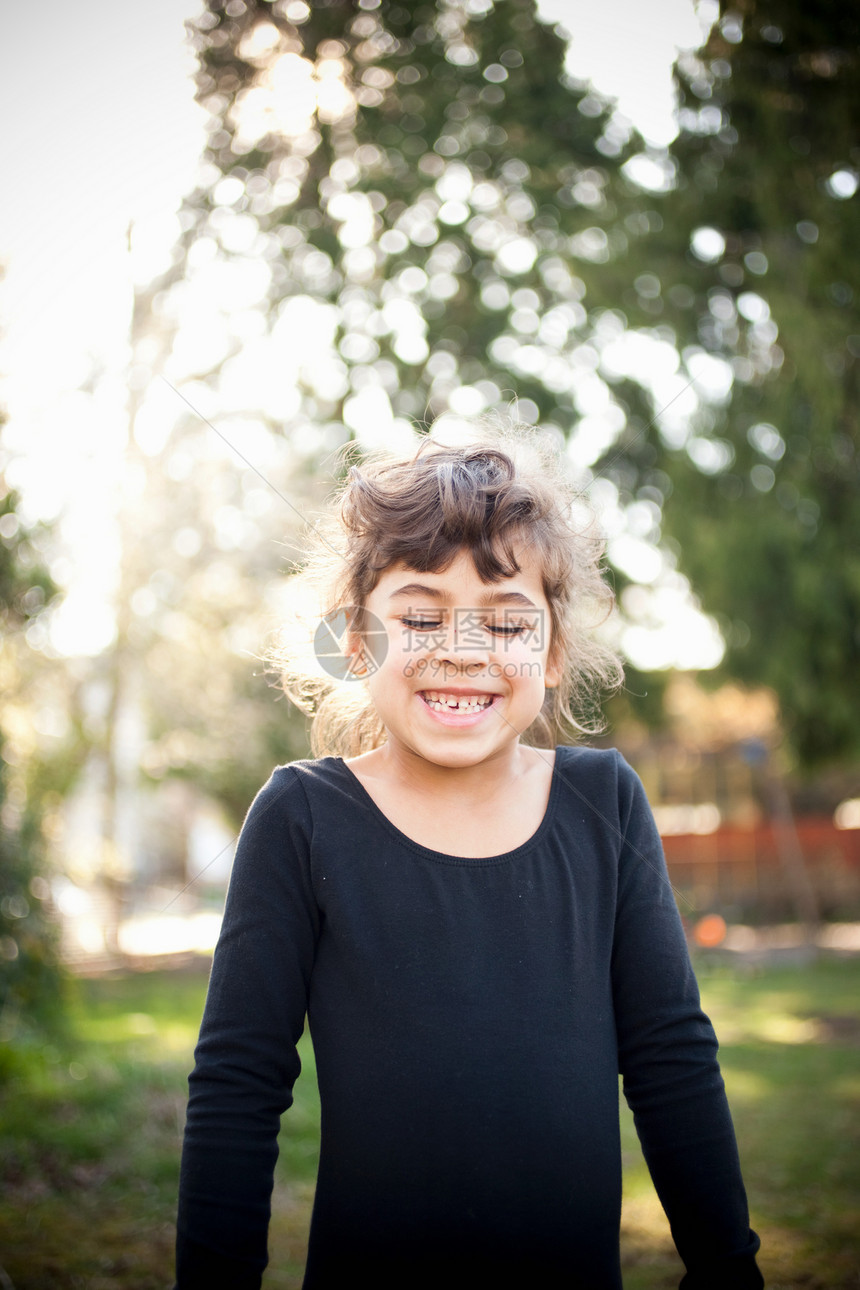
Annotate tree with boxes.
[168,0,859,776]
[652,0,860,768]
[178,0,664,449]
[0,425,64,1056]
[124,267,317,829]
[152,0,695,753]
[72,256,315,917]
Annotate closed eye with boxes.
[400,617,443,631]
[399,617,536,637]
[487,623,528,637]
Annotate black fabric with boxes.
[175,747,763,1288]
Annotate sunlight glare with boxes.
[684,349,734,403]
[0,0,722,677]
[536,0,705,146]
[622,579,724,671]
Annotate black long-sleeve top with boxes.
[175,746,763,1288]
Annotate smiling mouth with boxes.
[419,691,496,714]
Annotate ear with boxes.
[344,628,367,678]
[543,643,563,690]
[343,608,371,679]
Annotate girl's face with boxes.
[353,546,561,773]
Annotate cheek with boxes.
[387,624,415,664]
[381,628,420,677]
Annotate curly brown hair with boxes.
[270,419,622,757]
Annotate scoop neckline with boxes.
[331,749,564,866]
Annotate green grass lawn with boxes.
[1,954,858,1289]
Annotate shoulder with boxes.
[231,759,360,893]
[276,755,360,803]
[251,755,346,797]
[553,744,637,794]
[552,745,651,830]
[241,757,345,828]
[243,756,366,832]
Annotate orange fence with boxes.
[661,818,860,919]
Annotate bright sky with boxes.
[0,0,723,669]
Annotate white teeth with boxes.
[421,691,493,713]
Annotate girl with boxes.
[175,423,763,1289]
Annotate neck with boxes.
[377,740,542,803]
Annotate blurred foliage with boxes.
[165,0,860,773]
[183,0,660,433]
[108,407,313,833]
[0,476,54,634]
[73,257,318,860]
[167,0,689,754]
[653,0,860,767]
[0,423,67,1056]
[112,0,670,833]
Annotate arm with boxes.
[610,755,763,1289]
[175,768,319,1290]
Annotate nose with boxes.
[433,612,491,672]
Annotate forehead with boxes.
[371,547,549,606]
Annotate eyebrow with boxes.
[386,582,539,609]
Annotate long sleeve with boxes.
[175,768,320,1289]
[610,756,764,1289]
